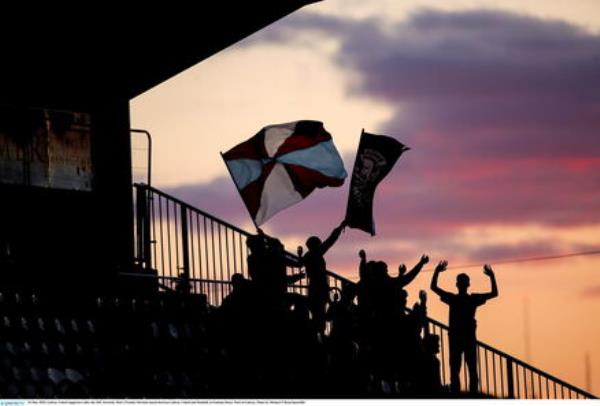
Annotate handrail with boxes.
[426,317,596,398]
[131,183,596,399]
[134,183,253,237]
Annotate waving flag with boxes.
[345,130,410,235]
[222,120,347,226]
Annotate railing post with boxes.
[507,358,515,399]
[180,205,190,279]
[135,185,152,270]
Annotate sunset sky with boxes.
[131,0,600,394]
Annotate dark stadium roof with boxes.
[0,1,318,107]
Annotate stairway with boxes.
[131,183,596,399]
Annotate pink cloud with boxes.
[164,9,600,266]
[581,285,600,298]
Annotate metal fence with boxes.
[133,184,346,301]
[426,318,595,398]
[131,183,595,399]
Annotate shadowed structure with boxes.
[0,1,318,291]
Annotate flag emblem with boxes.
[345,130,409,235]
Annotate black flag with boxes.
[345,130,409,235]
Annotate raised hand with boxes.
[398,263,407,275]
[435,260,448,273]
[420,254,430,265]
[483,264,494,277]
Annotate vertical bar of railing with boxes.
[463,352,468,393]
[158,196,165,276]
[196,215,205,282]
[180,206,190,280]
[238,234,244,278]
[492,352,497,397]
[150,191,157,270]
[232,230,237,275]
[244,240,248,275]
[500,357,505,398]
[530,369,535,398]
[485,347,490,395]
[440,328,446,387]
[135,185,143,265]
[136,185,152,270]
[477,347,483,394]
[211,220,217,303]
[166,200,173,278]
[507,358,515,399]
[204,218,210,304]
[225,228,231,282]
[174,201,181,277]
[523,366,528,398]
[218,224,224,304]
[189,211,196,280]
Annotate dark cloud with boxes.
[249,8,600,229]
[164,9,600,266]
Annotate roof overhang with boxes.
[0,1,319,108]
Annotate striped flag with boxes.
[222,120,347,226]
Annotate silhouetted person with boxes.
[298,220,347,335]
[418,334,443,396]
[221,273,252,315]
[175,273,191,295]
[327,283,358,344]
[246,232,304,304]
[326,283,361,395]
[431,261,498,395]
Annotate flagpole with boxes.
[344,130,359,225]
[220,152,260,231]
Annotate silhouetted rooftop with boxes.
[0,1,318,107]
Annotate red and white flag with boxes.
[222,120,347,226]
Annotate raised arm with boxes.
[320,220,347,255]
[397,254,429,288]
[430,260,451,298]
[481,264,499,300]
[286,272,306,284]
[358,249,367,280]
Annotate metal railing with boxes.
[131,183,595,399]
[426,318,595,399]
[133,183,346,302]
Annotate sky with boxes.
[131,0,600,395]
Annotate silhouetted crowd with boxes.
[213,223,498,397]
[0,224,497,398]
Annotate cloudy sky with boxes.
[131,0,600,394]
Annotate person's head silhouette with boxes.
[231,273,246,290]
[246,235,265,253]
[306,236,321,251]
[456,273,470,294]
